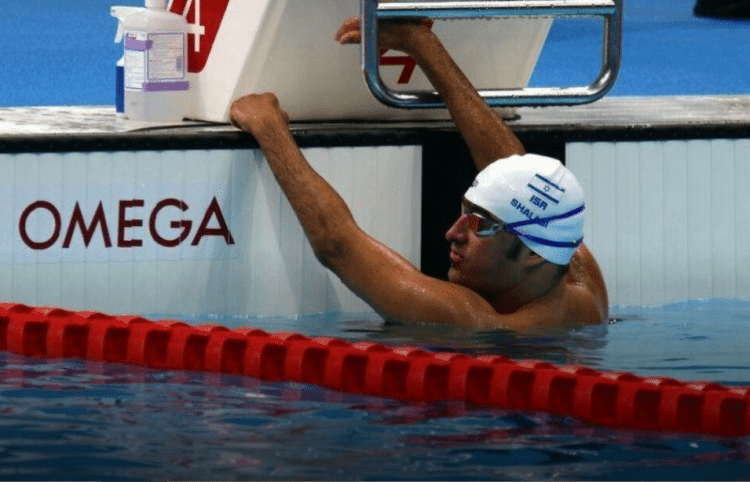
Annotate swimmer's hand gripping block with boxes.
[0,302,747,437]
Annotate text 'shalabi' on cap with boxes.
[464,154,585,265]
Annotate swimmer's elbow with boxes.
[303,213,359,270]
[312,235,349,270]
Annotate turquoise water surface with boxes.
[0,299,749,480]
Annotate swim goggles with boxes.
[461,202,585,248]
[461,203,507,237]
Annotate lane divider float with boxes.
[0,302,748,436]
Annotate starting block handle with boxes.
[360,0,623,107]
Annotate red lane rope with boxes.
[1,302,748,436]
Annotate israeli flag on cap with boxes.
[528,174,565,205]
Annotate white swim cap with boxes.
[464,154,585,265]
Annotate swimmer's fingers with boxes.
[336,16,432,53]
[230,93,289,134]
[335,17,362,44]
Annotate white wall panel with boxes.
[568,139,750,306]
[710,140,737,299]
[662,141,689,302]
[614,142,641,305]
[686,141,714,300]
[736,140,750,296]
[0,146,422,324]
[638,141,665,306]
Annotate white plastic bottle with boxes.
[121,0,190,122]
[111,5,142,115]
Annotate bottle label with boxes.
[124,31,189,92]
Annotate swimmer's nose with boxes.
[445,214,470,243]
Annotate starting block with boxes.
[168,0,554,122]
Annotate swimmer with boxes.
[230,18,608,330]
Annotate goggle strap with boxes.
[509,233,583,248]
[505,204,585,248]
[505,204,584,231]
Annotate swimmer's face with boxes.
[445,199,526,294]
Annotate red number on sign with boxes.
[168,3,431,80]
[169,0,230,73]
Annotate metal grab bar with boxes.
[360,0,623,107]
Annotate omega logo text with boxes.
[18,197,235,251]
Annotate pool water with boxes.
[0,298,749,480]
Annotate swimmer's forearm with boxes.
[407,29,525,169]
[252,121,358,268]
[231,93,359,270]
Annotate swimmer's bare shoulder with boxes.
[564,243,609,324]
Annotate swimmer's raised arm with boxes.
[229,20,607,330]
[229,93,509,329]
[335,17,525,171]
[229,93,355,267]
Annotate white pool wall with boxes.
[569,138,750,306]
[0,146,422,318]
